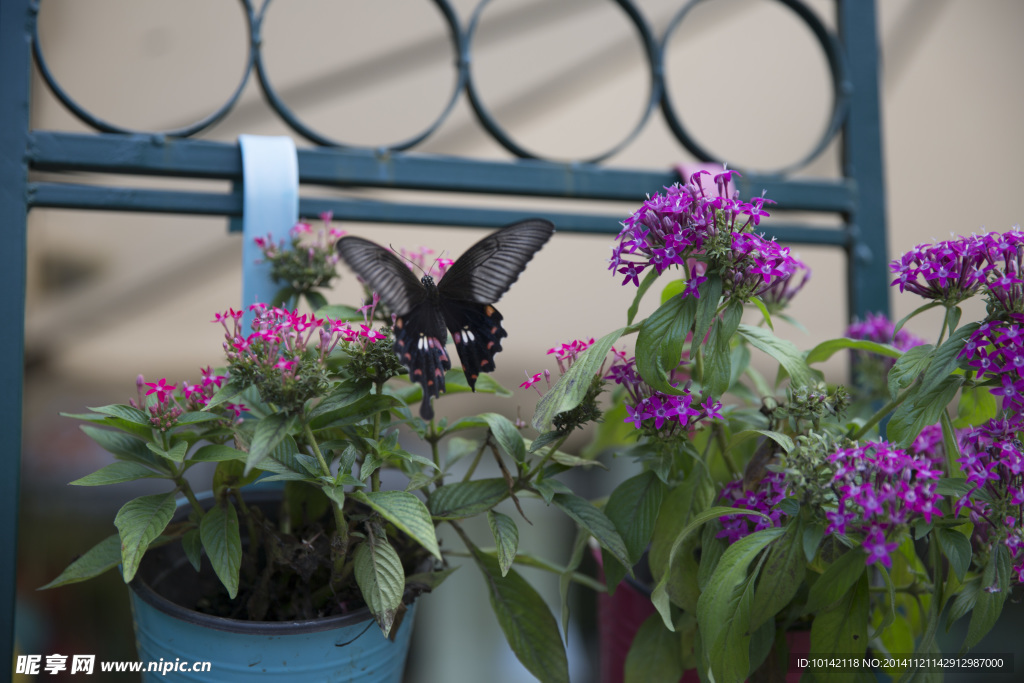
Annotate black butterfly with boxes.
[336,219,555,420]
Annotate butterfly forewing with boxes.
[437,219,555,303]
[335,236,425,315]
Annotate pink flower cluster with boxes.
[519,338,595,393]
[398,246,454,280]
[890,227,1024,311]
[131,367,238,431]
[254,212,346,266]
[955,417,1024,583]
[717,472,791,543]
[827,441,943,568]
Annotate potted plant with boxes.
[42,216,621,683]
[521,170,1022,683]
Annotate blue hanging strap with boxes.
[237,134,298,329]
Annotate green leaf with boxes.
[552,493,631,570]
[304,289,328,312]
[873,564,897,639]
[729,429,795,454]
[954,385,998,429]
[886,375,963,448]
[200,500,242,599]
[39,535,122,589]
[748,295,774,331]
[636,295,697,394]
[964,543,1010,649]
[488,510,519,577]
[147,440,188,463]
[203,379,246,410]
[189,444,247,463]
[806,337,902,365]
[471,544,569,683]
[803,522,825,563]
[88,404,150,425]
[182,528,202,572]
[697,528,784,683]
[750,517,806,631]
[354,532,406,637]
[918,323,979,398]
[691,273,724,359]
[69,461,163,486]
[308,379,373,421]
[174,411,220,426]
[79,426,164,470]
[649,469,714,613]
[114,492,177,583]
[887,344,934,399]
[626,267,660,325]
[937,528,972,583]
[803,548,867,615]
[478,412,526,462]
[737,324,815,387]
[532,328,624,431]
[315,304,363,321]
[428,478,508,519]
[309,394,401,430]
[810,573,869,660]
[604,471,666,567]
[246,413,298,473]
[624,614,684,683]
[703,303,741,397]
[352,490,441,560]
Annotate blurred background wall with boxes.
[17,1,1024,681]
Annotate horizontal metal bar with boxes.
[28,181,851,246]
[28,131,857,212]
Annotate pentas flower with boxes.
[603,348,721,435]
[610,169,772,284]
[722,232,807,303]
[955,417,1024,583]
[848,312,927,352]
[957,314,1024,414]
[889,228,1024,309]
[131,373,229,431]
[717,472,791,543]
[828,441,943,568]
[758,262,811,313]
[254,212,345,296]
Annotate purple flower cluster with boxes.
[890,227,1024,311]
[717,472,791,543]
[604,348,722,434]
[723,232,808,302]
[827,441,943,568]
[610,169,775,287]
[958,315,1024,414]
[847,312,928,352]
[955,417,1024,583]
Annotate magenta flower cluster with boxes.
[398,245,454,281]
[958,315,1024,414]
[723,232,806,302]
[519,338,596,393]
[716,472,791,543]
[890,227,1024,310]
[611,170,772,274]
[955,417,1024,583]
[604,347,723,434]
[130,367,236,431]
[827,441,943,568]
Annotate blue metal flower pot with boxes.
[127,491,418,682]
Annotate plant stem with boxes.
[176,476,206,518]
[525,432,571,481]
[371,381,384,492]
[303,420,332,478]
[850,377,921,441]
[712,422,740,477]
[462,439,489,483]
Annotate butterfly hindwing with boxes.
[437,219,555,303]
[393,304,451,421]
[442,300,507,389]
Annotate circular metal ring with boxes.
[31,0,256,138]
[463,0,661,164]
[252,0,465,151]
[659,0,849,176]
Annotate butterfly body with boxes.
[337,219,554,419]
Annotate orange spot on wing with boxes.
[485,305,495,316]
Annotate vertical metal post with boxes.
[0,0,33,674]
[838,0,890,322]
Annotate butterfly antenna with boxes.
[427,249,447,277]
[390,243,425,276]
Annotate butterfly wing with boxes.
[437,219,554,388]
[335,236,425,315]
[393,304,451,421]
[437,219,555,304]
